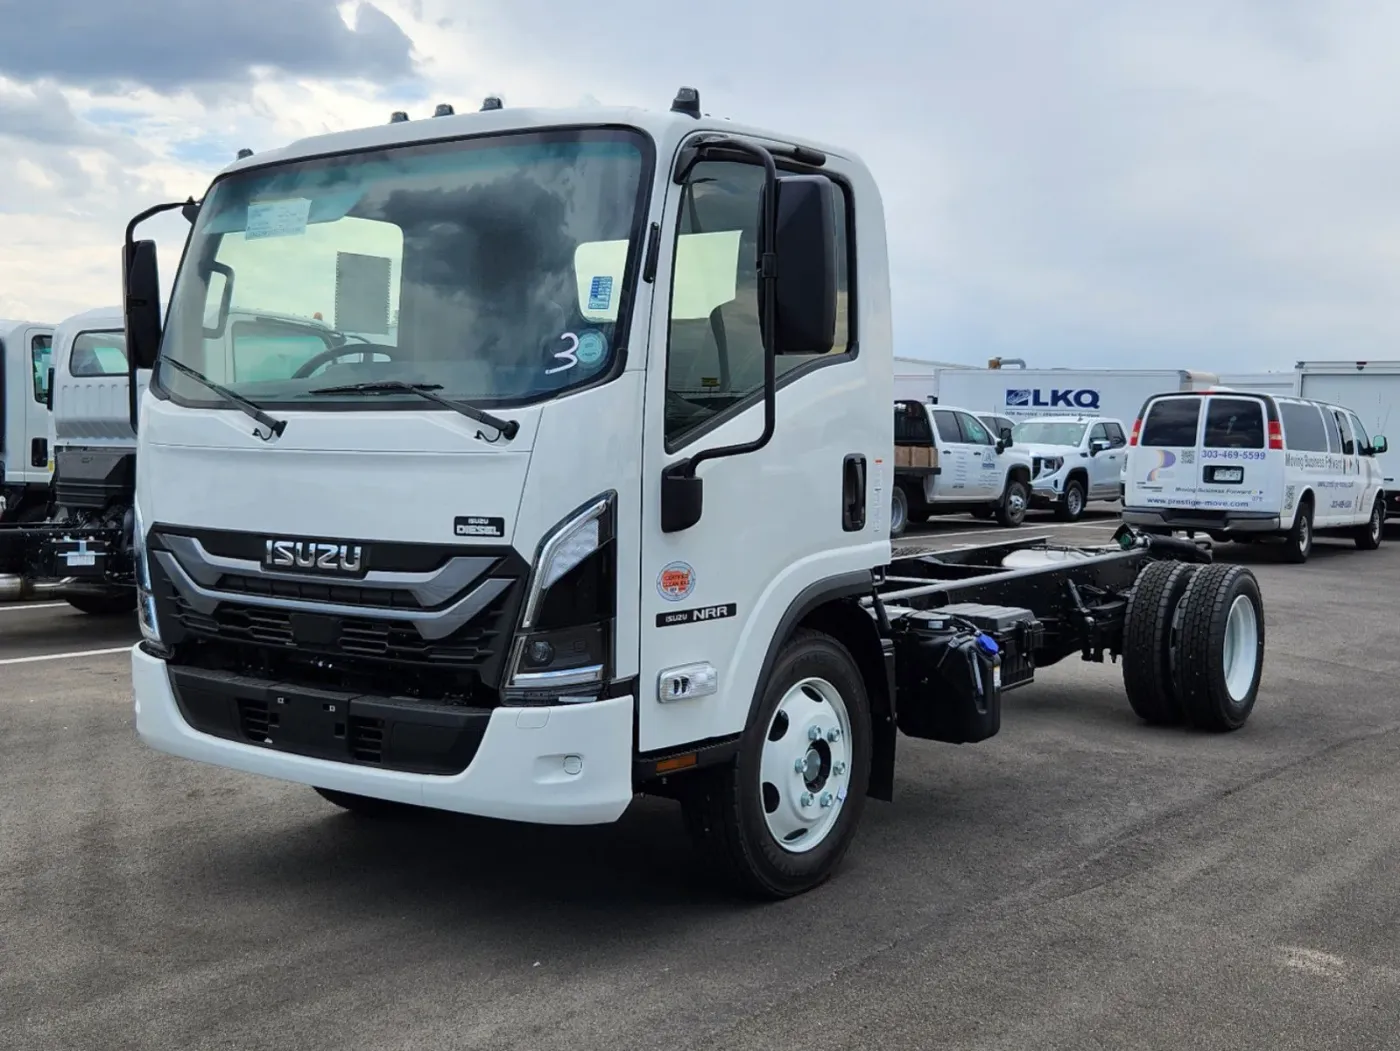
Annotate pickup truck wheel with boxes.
[313,787,413,818]
[1055,478,1086,522]
[996,478,1029,527]
[682,629,872,899]
[1171,564,1265,732]
[65,591,135,616]
[1354,498,1383,550]
[1281,500,1312,563]
[1122,561,1200,725]
[890,486,908,537]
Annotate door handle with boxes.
[842,454,867,532]
[972,451,983,456]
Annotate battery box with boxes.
[891,603,1043,745]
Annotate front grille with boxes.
[168,593,507,667]
[216,573,424,610]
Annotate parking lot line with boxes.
[0,602,71,613]
[0,646,130,666]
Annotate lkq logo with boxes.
[1005,387,1101,410]
[264,538,364,573]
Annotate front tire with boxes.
[997,477,1029,527]
[682,629,872,899]
[1354,498,1384,550]
[1055,478,1086,522]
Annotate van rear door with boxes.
[1195,394,1281,514]
[1127,394,1205,510]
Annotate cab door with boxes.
[929,409,975,499]
[1086,422,1121,496]
[635,143,880,755]
[952,410,1003,498]
[23,327,54,481]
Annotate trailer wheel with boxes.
[1121,561,1200,726]
[1171,564,1265,732]
[682,629,872,899]
[66,591,136,616]
[1354,497,1383,550]
[890,486,908,538]
[996,477,1029,527]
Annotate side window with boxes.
[1140,397,1201,447]
[31,334,52,403]
[1322,409,1342,453]
[932,410,962,444]
[664,158,852,446]
[1203,398,1265,449]
[1334,410,1355,455]
[957,412,994,446]
[1279,401,1328,452]
[69,330,129,377]
[1104,422,1127,447]
[1350,413,1372,452]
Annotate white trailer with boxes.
[933,367,1218,429]
[1294,361,1400,520]
[893,355,966,403]
[0,318,56,520]
[1217,372,1295,397]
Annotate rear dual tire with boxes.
[1122,561,1264,732]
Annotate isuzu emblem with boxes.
[263,539,364,573]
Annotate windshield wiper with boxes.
[160,357,287,439]
[307,380,520,441]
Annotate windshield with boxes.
[160,127,651,409]
[1012,421,1088,446]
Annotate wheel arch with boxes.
[745,571,896,803]
[1287,487,1315,529]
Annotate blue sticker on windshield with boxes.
[587,275,613,312]
[575,330,606,366]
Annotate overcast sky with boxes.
[1,0,1397,370]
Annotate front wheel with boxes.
[1354,498,1384,550]
[1055,478,1086,522]
[682,629,873,899]
[997,478,1029,527]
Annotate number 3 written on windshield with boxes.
[545,332,579,375]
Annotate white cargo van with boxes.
[1122,389,1387,562]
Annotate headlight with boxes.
[1037,456,1064,476]
[133,501,162,646]
[504,493,616,703]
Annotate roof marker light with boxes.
[433,103,455,117]
[389,111,409,123]
[236,148,253,159]
[481,96,503,111]
[671,86,701,119]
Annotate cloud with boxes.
[2,0,1400,371]
[0,1,417,94]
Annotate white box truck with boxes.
[1295,361,1400,521]
[120,89,1270,899]
[0,319,56,521]
[934,367,1219,427]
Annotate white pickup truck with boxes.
[891,399,1033,536]
[1011,415,1129,522]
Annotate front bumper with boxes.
[1121,508,1281,533]
[131,645,636,825]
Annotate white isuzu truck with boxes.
[124,91,1269,898]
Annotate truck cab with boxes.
[1012,414,1128,521]
[0,319,56,521]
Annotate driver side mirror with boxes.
[1373,435,1388,455]
[763,174,838,356]
[1090,438,1111,455]
[123,239,162,371]
[999,426,1014,446]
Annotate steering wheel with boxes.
[291,342,401,380]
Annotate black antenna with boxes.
[671,86,701,119]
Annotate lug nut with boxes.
[833,761,847,776]
[793,757,805,773]
[808,726,822,741]
[819,793,834,808]
[800,792,814,808]
[827,728,841,742]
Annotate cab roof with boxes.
[218,94,859,179]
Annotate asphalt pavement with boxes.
[4,509,1400,1050]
